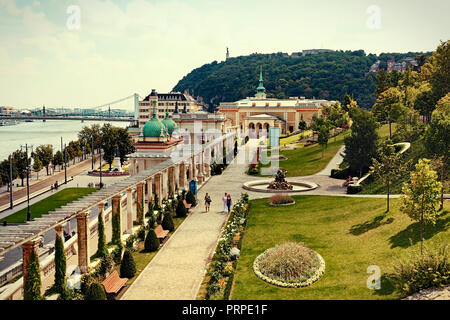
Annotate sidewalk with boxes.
[121,139,259,300]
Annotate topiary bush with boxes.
[185,190,197,206]
[111,246,123,265]
[347,185,363,194]
[86,282,107,300]
[269,194,295,205]
[176,199,187,218]
[144,229,160,252]
[162,213,175,232]
[95,254,113,278]
[120,249,137,278]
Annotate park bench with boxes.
[101,270,128,298]
[183,200,192,212]
[154,224,169,242]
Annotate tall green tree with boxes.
[344,108,379,177]
[400,159,442,253]
[414,89,436,123]
[101,123,118,170]
[423,112,450,210]
[53,234,67,294]
[53,150,64,171]
[32,156,43,180]
[23,251,41,300]
[372,87,405,139]
[116,127,135,165]
[317,125,330,158]
[12,149,29,187]
[95,211,108,258]
[370,143,410,212]
[34,145,54,175]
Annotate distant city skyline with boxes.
[0,0,449,109]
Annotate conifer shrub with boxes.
[144,229,160,252]
[95,254,113,278]
[86,282,107,300]
[120,249,137,278]
[112,246,123,264]
[186,190,197,206]
[111,209,121,245]
[176,199,187,218]
[53,234,67,294]
[24,251,42,300]
[96,212,108,258]
[162,213,175,232]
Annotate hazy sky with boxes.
[0,0,449,110]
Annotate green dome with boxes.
[143,105,167,138]
[162,116,176,135]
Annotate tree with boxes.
[34,145,54,175]
[86,282,107,300]
[414,89,436,123]
[298,120,307,131]
[185,190,197,206]
[429,40,450,102]
[317,125,329,158]
[78,124,102,152]
[13,149,28,187]
[434,92,450,115]
[370,143,410,212]
[101,123,117,170]
[400,159,442,254]
[120,249,136,278]
[116,127,135,165]
[162,212,175,232]
[176,199,187,218]
[32,156,43,180]
[23,251,41,300]
[372,87,405,139]
[53,151,64,171]
[423,112,449,210]
[0,158,17,191]
[144,229,160,252]
[343,109,379,177]
[95,211,108,258]
[53,234,67,294]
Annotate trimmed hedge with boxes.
[120,249,137,278]
[176,200,187,218]
[86,282,107,300]
[347,185,363,194]
[162,213,175,232]
[144,229,160,252]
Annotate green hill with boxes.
[173,50,429,111]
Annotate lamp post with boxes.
[91,136,94,170]
[9,154,13,210]
[99,148,103,189]
[20,144,33,221]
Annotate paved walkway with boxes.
[121,139,259,300]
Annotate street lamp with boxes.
[20,144,33,221]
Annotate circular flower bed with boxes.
[269,194,295,206]
[253,242,325,288]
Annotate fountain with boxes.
[267,170,293,190]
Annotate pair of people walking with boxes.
[203,192,232,214]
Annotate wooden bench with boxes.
[101,270,128,297]
[154,224,169,242]
[183,200,192,212]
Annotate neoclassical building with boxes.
[218,69,334,135]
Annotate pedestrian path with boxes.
[121,140,259,300]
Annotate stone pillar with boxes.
[111,195,122,245]
[126,188,134,233]
[174,164,180,192]
[55,224,64,243]
[76,211,90,274]
[136,183,144,225]
[168,166,175,197]
[179,162,186,190]
[146,177,153,209]
[161,169,168,200]
[22,237,43,290]
[191,155,197,181]
[154,174,162,205]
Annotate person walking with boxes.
[222,193,228,213]
[226,194,232,214]
[204,193,211,212]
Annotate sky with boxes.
[0,0,449,110]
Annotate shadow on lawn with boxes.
[372,274,396,297]
[349,214,394,236]
[389,210,450,249]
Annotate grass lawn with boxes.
[280,130,313,146]
[377,123,397,139]
[232,195,450,300]
[4,187,96,224]
[259,131,348,177]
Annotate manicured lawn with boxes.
[4,188,96,224]
[280,130,313,146]
[232,195,450,300]
[259,131,348,177]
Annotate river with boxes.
[0,120,129,161]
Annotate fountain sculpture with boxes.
[267,169,293,190]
